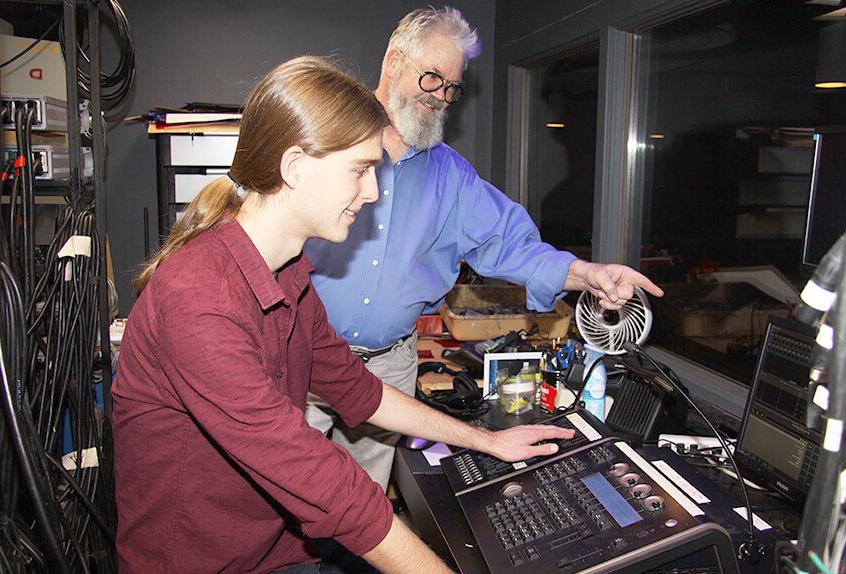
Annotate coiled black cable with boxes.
[0,18,62,70]
[1,263,71,574]
[1,206,115,571]
[0,4,120,569]
[60,0,135,115]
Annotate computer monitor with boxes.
[736,317,820,503]
[802,125,846,268]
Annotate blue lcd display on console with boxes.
[581,472,643,527]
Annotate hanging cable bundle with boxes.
[0,208,115,572]
[27,208,115,573]
[61,0,135,115]
[1,263,71,573]
[0,2,121,571]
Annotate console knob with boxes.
[609,463,629,476]
[501,482,524,498]
[620,473,641,487]
[630,484,652,499]
[643,495,665,511]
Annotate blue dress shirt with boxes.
[303,143,576,350]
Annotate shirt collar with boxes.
[397,144,432,167]
[216,218,313,310]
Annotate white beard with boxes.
[388,77,448,150]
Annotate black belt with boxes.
[351,334,413,363]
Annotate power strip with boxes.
[1,145,91,181]
[2,145,64,180]
[658,434,735,460]
[0,94,68,131]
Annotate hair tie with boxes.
[227,172,247,199]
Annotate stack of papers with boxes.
[126,102,242,134]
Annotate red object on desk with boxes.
[416,314,444,335]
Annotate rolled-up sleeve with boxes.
[157,296,392,556]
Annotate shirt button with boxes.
[377,224,384,230]
[363,298,370,305]
[383,189,390,196]
[372,259,379,266]
[353,332,359,338]
[276,371,283,379]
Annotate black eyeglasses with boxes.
[402,52,464,104]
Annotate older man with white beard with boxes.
[303,6,664,491]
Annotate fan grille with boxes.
[574,287,653,354]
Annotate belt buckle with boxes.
[352,347,373,363]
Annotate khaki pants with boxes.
[305,333,419,491]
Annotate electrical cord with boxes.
[0,18,62,69]
[12,102,38,304]
[0,160,16,267]
[622,342,763,565]
[60,0,135,115]
[1,263,72,574]
[575,355,607,401]
[29,209,113,572]
[0,7,118,572]
[1,206,115,572]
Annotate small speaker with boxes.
[605,359,688,444]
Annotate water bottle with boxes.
[581,345,607,421]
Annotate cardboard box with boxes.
[438,284,573,342]
[0,34,66,101]
[653,282,791,338]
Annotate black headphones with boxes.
[416,361,487,418]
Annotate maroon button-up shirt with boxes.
[112,219,392,573]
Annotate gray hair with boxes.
[387,6,481,63]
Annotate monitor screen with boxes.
[803,126,846,267]
[740,414,805,482]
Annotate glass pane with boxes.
[637,1,846,383]
[531,46,599,261]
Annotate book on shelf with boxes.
[147,121,240,135]
[136,103,243,133]
[143,111,241,124]
[181,102,241,113]
[133,103,243,125]
[162,112,241,124]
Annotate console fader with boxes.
[443,410,609,493]
[443,434,740,573]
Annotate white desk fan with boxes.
[574,286,679,444]
[574,286,653,354]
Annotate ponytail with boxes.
[133,177,242,293]
[132,56,388,294]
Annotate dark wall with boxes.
[103,0,495,314]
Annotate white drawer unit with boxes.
[167,134,238,166]
[174,172,226,203]
[154,133,237,238]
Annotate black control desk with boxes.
[394,407,800,574]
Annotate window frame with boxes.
[504,0,752,419]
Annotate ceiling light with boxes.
[815,22,846,88]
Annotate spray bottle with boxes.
[581,344,607,421]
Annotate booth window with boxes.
[530,45,599,261]
[634,0,846,383]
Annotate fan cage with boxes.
[574,287,653,355]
